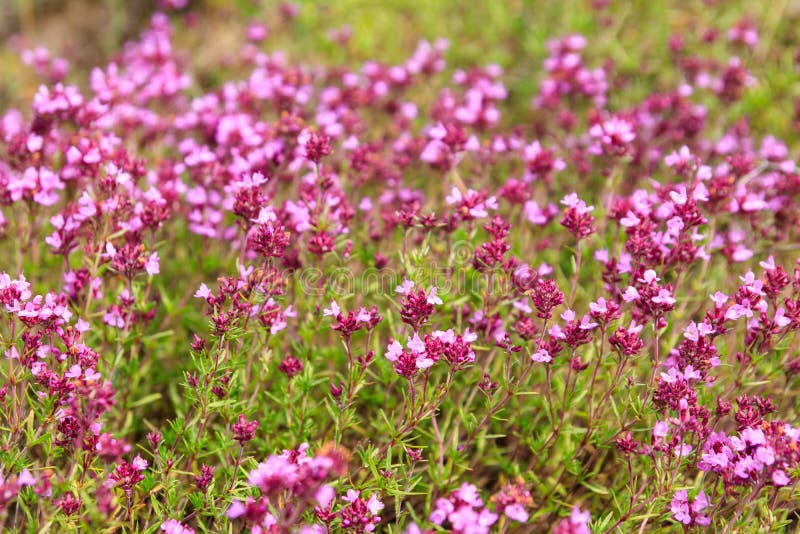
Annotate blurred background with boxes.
[1,0,800,140]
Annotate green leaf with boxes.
[130,393,163,407]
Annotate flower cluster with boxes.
[699,423,800,488]
[0,2,798,532]
[229,443,349,530]
[430,484,498,534]
[670,490,711,527]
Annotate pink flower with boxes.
[194,284,211,299]
[367,494,384,515]
[323,300,341,318]
[670,490,711,526]
[132,455,148,471]
[772,470,790,486]
[553,506,591,534]
[395,280,415,295]
[505,503,528,522]
[356,308,372,324]
[226,501,246,519]
[160,519,195,534]
[426,287,443,305]
[532,349,552,363]
[385,340,403,362]
[17,470,36,486]
[145,252,160,275]
[653,421,669,438]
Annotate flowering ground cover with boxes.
[1,1,800,532]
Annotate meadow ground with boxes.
[0,1,799,532]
